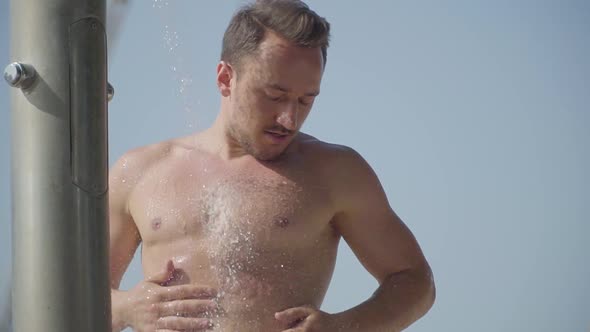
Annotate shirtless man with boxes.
[109,1,435,331]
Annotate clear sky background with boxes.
[1,1,589,331]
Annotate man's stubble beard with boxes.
[228,120,283,161]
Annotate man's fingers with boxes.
[156,316,213,330]
[275,306,312,327]
[147,260,175,284]
[280,320,309,332]
[158,284,218,301]
[157,299,219,317]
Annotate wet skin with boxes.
[109,30,433,332]
[117,133,341,331]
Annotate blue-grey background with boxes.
[1,1,589,331]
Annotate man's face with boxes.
[222,32,324,161]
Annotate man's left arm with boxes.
[275,146,436,332]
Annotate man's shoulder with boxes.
[298,134,383,209]
[297,132,363,164]
[110,136,193,189]
[115,141,173,172]
[114,134,200,172]
[296,133,373,191]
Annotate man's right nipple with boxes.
[151,218,163,231]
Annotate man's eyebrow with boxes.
[268,83,319,97]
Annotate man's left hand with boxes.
[275,305,341,332]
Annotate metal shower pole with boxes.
[5,0,111,330]
[0,279,10,331]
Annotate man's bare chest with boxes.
[130,164,335,250]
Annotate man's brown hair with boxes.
[221,0,331,72]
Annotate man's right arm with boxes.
[109,151,143,331]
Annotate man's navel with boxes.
[274,217,290,228]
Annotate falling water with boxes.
[152,0,199,130]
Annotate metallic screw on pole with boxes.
[107,82,114,102]
[4,63,114,103]
[4,62,37,89]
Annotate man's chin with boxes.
[252,151,284,162]
[250,146,288,162]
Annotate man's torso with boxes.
[126,134,343,331]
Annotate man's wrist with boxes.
[111,289,131,332]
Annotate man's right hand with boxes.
[121,260,219,332]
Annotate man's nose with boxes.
[276,103,299,131]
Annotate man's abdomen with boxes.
[142,239,338,331]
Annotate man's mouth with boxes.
[264,130,290,143]
[265,130,289,137]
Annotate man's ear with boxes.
[217,61,234,97]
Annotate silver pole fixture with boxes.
[8,0,111,331]
[108,82,115,102]
[3,62,37,89]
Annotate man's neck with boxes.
[203,115,250,161]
